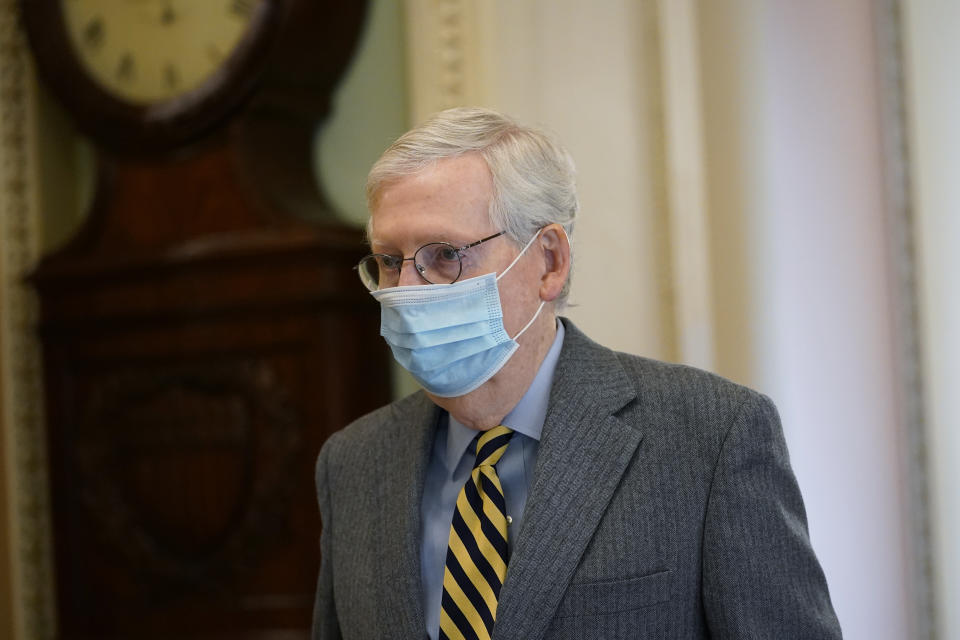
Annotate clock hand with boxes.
[160,5,176,26]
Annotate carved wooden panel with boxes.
[34,226,388,637]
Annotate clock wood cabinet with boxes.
[33,213,388,637]
[21,0,385,637]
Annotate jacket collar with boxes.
[493,318,644,640]
[375,392,439,638]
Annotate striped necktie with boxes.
[440,425,514,640]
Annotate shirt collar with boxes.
[444,319,566,471]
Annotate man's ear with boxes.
[538,223,571,302]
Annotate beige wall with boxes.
[34,84,93,255]
[315,0,409,228]
[406,0,676,361]
[483,0,673,361]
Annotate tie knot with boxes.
[474,425,513,468]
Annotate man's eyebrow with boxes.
[367,235,393,249]
[370,235,456,251]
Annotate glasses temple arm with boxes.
[458,230,506,251]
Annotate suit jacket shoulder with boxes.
[313,390,437,639]
[491,319,842,640]
[317,391,437,485]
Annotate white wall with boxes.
[902,3,960,639]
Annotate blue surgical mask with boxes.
[371,232,545,397]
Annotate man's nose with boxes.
[397,259,425,287]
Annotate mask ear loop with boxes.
[496,230,543,281]
[511,300,545,340]
[498,226,567,340]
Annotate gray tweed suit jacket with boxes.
[313,319,842,639]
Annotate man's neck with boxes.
[427,313,559,430]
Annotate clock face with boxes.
[61,0,264,105]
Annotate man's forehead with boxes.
[368,155,495,247]
[367,212,491,247]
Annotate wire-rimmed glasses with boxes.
[356,231,506,291]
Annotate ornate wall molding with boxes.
[0,1,56,638]
[403,0,490,125]
[874,1,935,638]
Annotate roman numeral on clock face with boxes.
[116,52,135,83]
[60,0,262,104]
[230,0,255,17]
[164,63,180,89]
[84,16,104,49]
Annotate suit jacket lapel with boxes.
[375,392,439,639]
[493,321,644,640]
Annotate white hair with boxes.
[366,107,578,307]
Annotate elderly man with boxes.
[312,108,841,640]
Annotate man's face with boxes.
[369,153,541,338]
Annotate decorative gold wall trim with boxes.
[0,1,56,638]
[403,0,490,125]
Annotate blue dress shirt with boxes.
[420,321,565,639]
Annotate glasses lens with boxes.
[357,255,398,291]
[415,243,462,284]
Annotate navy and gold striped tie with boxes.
[440,425,514,640]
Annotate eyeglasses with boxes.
[356,231,506,291]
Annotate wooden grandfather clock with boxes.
[19,1,388,637]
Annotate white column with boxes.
[656,0,715,370]
[901,3,960,639]
[478,0,671,360]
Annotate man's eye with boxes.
[380,255,402,269]
[438,247,460,262]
